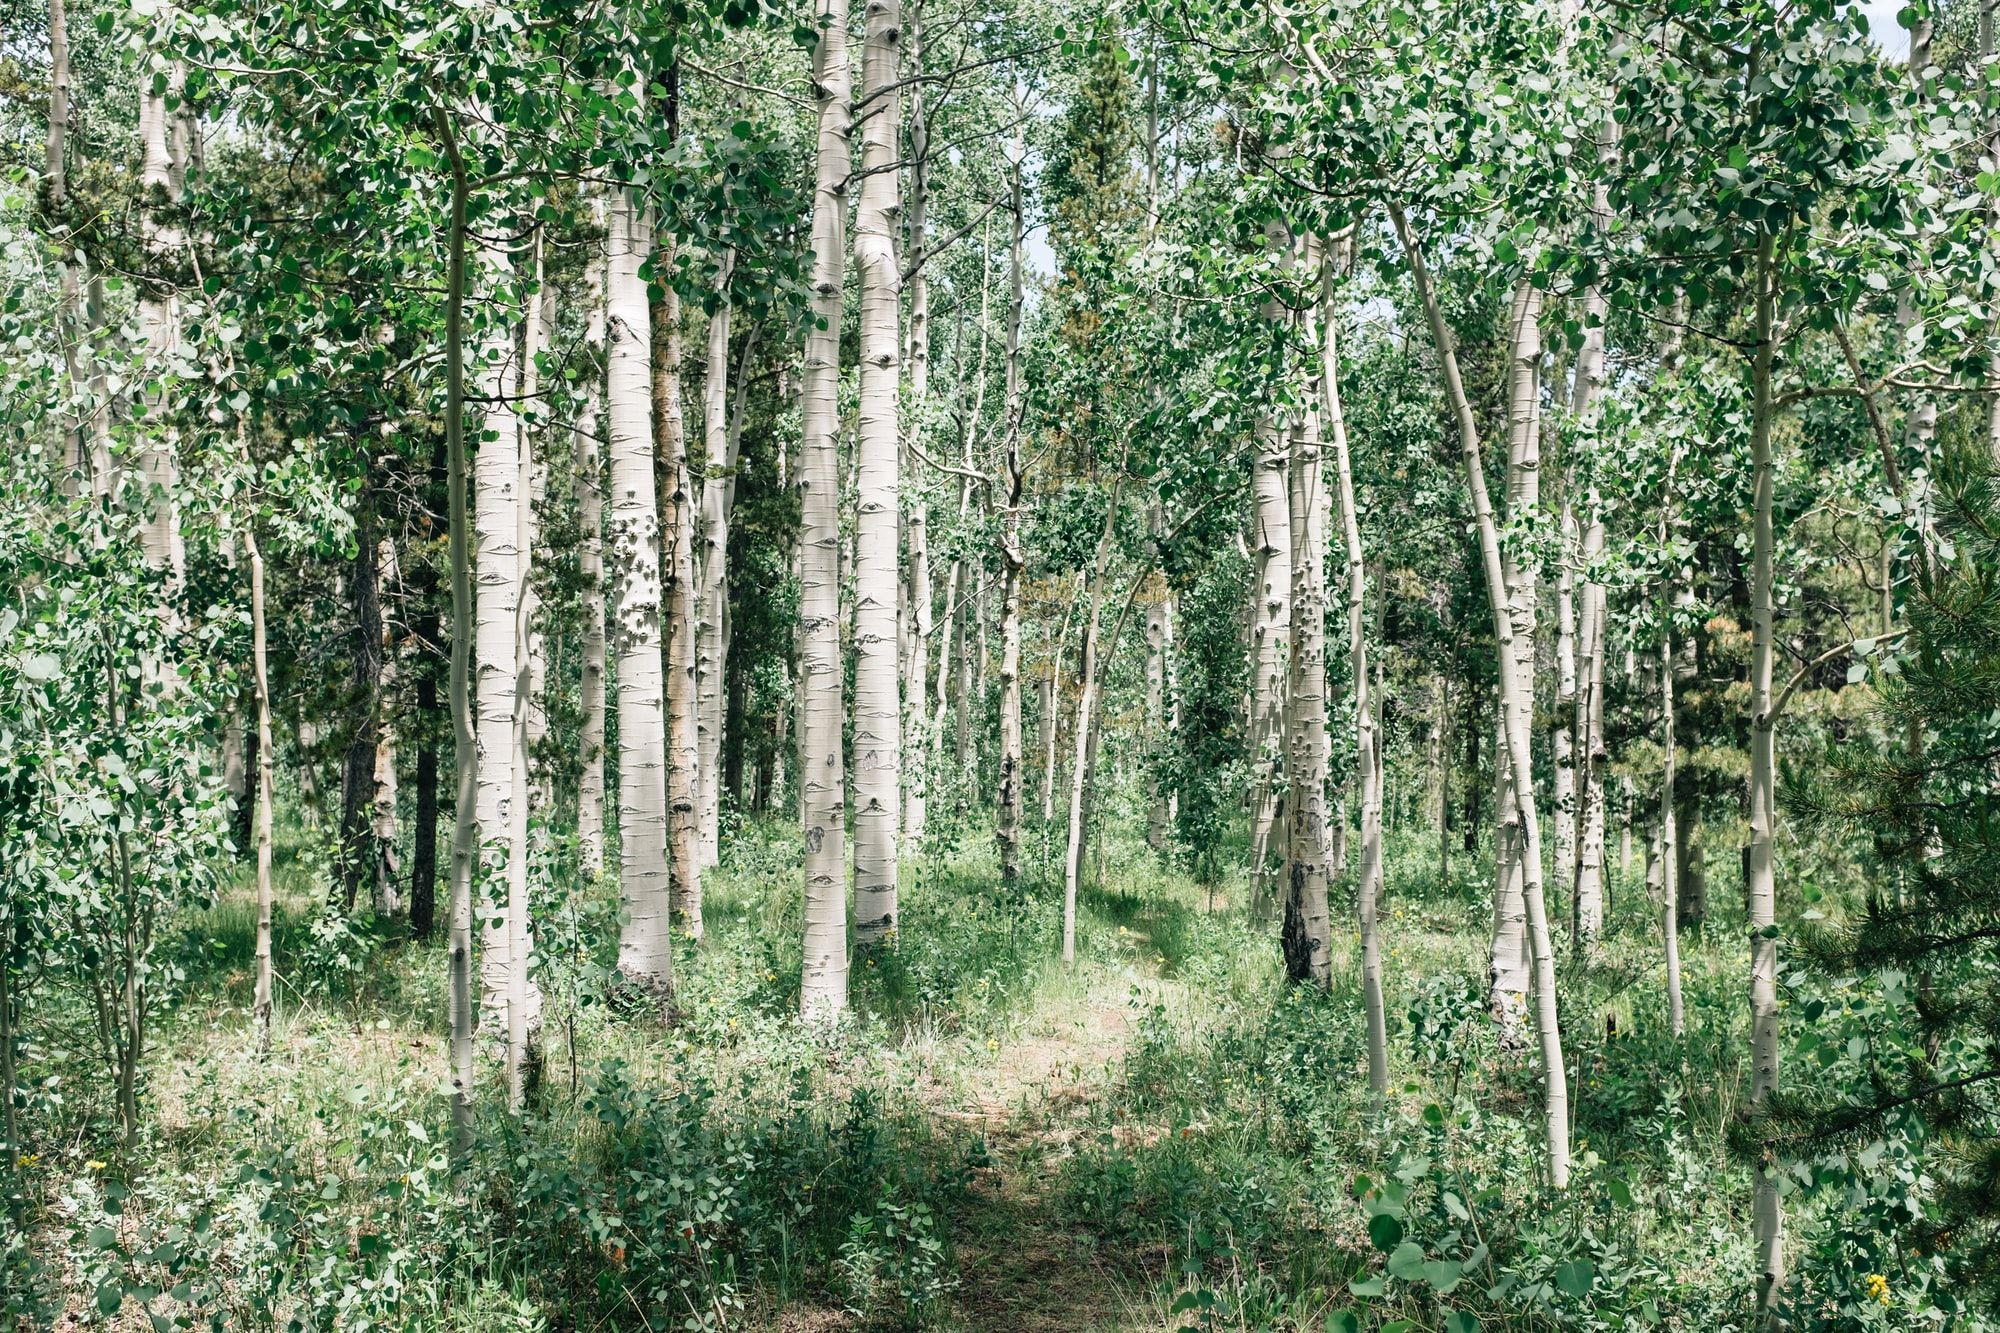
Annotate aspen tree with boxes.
[995,151,1027,892]
[606,185,674,993]
[655,269,703,938]
[1486,279,1542,1034]
[800,0,853,1019]
[474,237,524,1024]
[247,528,275,1054]
[1745,235,1784,1314]
[695,252,735,872]
[1322,254,1386,1091]
[1281,284,1332,990]
[135,67,185,598]
[853,0,904,943]
[1064,461,1125,966]
[577,229,609,881]
[902,0,933,846]
[1246,343,1292,918]
[1391,202,1570,1188]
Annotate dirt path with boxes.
[941,927,1179,1333]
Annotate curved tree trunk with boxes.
[1392,202,1569,1189]
[800,0,853,1019]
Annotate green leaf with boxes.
[1348,1276,1385,1297]
[97,1284,123,1316]
[1554,1258,1596,1298]
[22,654,60,681]
[1423,1259,1463,1293]
[1326,1311,1361,1333]
[1387,1242,1427,1280]
[1367,1212,1404,1251]
[1445,1313,1479,1333]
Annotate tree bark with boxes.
[1282,318,1332,990]
[435,114,478,1158]
[474,237,525,1025]
[1391,202,1570,1189]
[653,269,704,939]
[1064,465,1125,966]
[800,0,853,1019]
[1247,396,1292,921]
[853,0,904,942]
[902,0,933,847]
[606,185,674,994]
[695,254,735,871]
[995,156,1027,892]
[577,229,609,882]
[1321,256,1385,1089]
[135,67,186,603]
[338,473,386,914]
[1745,234,1785,1313]
[247,528,276,1053]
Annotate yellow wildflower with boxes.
[1865,1274,1889,1305]
[86,1160,106,1172]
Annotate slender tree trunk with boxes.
[1569,196,1612,943]
[695,254,735,871]
[800,0,853,1019]
[1247,404,1292,921]
[903,0,933,847]
[1660,462,1685,1039]
[1144,590,1169,850]
[1486,278,1542,1035]
[436,116,479,1158]
[1064,466,1126,965]
[339,475,385,913]
[1745,235,1785,1314]
[1322,257,1386,1089]
[577,234,609,882]
[654,270,704,939]
[853,0,904,941]
[1282,322,1332,989]
[995,158,1027,892]
[1391,202,1570,1189]
[247,529,276,1054]
[474,236,524,1024]
[1553,506,1577,887]
[606,185,674,994]
[135,68,185,603]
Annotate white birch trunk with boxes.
[853,0,903,941]
[474,237,523,1027]
[247,529,276,1053]
[577,231,609,881]
[902,0,933,846]
[654,275,703,939]
[800,0,853,1018]
[995,158,1027,891]
[606,188,674,993]
[1281,358,1332,989]
[135,73,185,601]
[1247,414,1292,917]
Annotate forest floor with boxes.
[939,918,1179,1333]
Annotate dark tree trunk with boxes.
[410,441,445,940]
[337,471,384,913]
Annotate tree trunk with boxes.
[1660,465,1685,1038]
[247,529,276,1054]
[1553,506,1577,889]
[1064,467,1125,965]
[1322,257,1385,1089]
[902,0,933,847]
[653,269,704,939]
[474,237,525,1025]
[1569,210,1612,945]
[995,158,1027,892]
[135,69,185,604]
[338,476,386,915]
[1391,202,1570,1189]
[695,254,735,871]
[1282,326,1332,989]
[800,0,853,1019]
[577,231,609,882]
[1247,404,1292,921]
[853,0,904,942]
[606,185,674,995]
[371,535,402,919]
[1745,235,1785,1314]
[436,117,479,1158]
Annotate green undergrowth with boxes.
[6,817,1984,1331]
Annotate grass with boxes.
[3,809,1979,1330]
